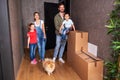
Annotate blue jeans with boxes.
[61,27,70,40]
[36,27,46,60]
[37,37,46,60]
[29,43,37,61]
[53,35,67,58]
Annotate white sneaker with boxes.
[59,58,65,63]
[53,57,56,62]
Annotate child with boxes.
[59,13,75,40]
[27,23,37,64]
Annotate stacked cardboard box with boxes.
[67,31,103,80]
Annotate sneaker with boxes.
[31,60,34,64]
[33,59,37,64]
[39,59,41,62]
[53,57,56,62]
[31,60,37,64]
[33,58,37,62]
[59,58,65,63]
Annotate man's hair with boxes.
[58,3,64,8]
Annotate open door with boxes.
[44,2,58,49]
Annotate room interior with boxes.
[0,0,114,80]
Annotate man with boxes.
[53,3,66,63]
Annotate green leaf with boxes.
[112,41,120,45]
[114,0,120,5]
[105,25,115,29]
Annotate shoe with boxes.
[59,58,65,63]
[53,57,56,62]
[33,59,37,64]
[33,58,37,62]
[31,60,34,64]
[39,59,41,62]
[31,59,37,64]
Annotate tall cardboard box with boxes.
[67,31,88,53]
[67,31,88,64]
[67,31,103,80]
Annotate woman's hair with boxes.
[28,23,34,31]
[33,12,40,21]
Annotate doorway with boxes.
[44,2,58,50]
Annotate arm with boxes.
[42,23,46,38]
[72,24,76,31]
[27,34,30,48]
[54,16,60,31]
[59,24,64,33]
[70,19,75,31]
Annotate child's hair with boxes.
[28,23,34,31]
[65,13,70,16]
[64,13,71,18]
[33,12,40,21]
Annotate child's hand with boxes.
[27,45,29,48]
[66,31,70,35]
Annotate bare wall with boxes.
[21,0,58,46]
[8,0,24,78]
[70,0,114,60]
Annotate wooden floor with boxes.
[16,49,81,80]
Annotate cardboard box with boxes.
[67,31,88,64]
[67,31,103,80]
[67,31,88,53]
[67,51,103,80]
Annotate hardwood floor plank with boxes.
[16,49,81,80]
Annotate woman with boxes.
[33,12,46,62]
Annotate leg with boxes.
[59,40,67,59]
[29,44,34,61]
[41,38,46,60]
[33,43,37,59]
[53,35,61,59]
[61,28,68,40]
[37,38,42,60]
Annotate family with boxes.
[27,3,76,64]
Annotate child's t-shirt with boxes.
[27,30,37,44]
[62,19,74,28]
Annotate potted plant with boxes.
[105,0,120,80]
